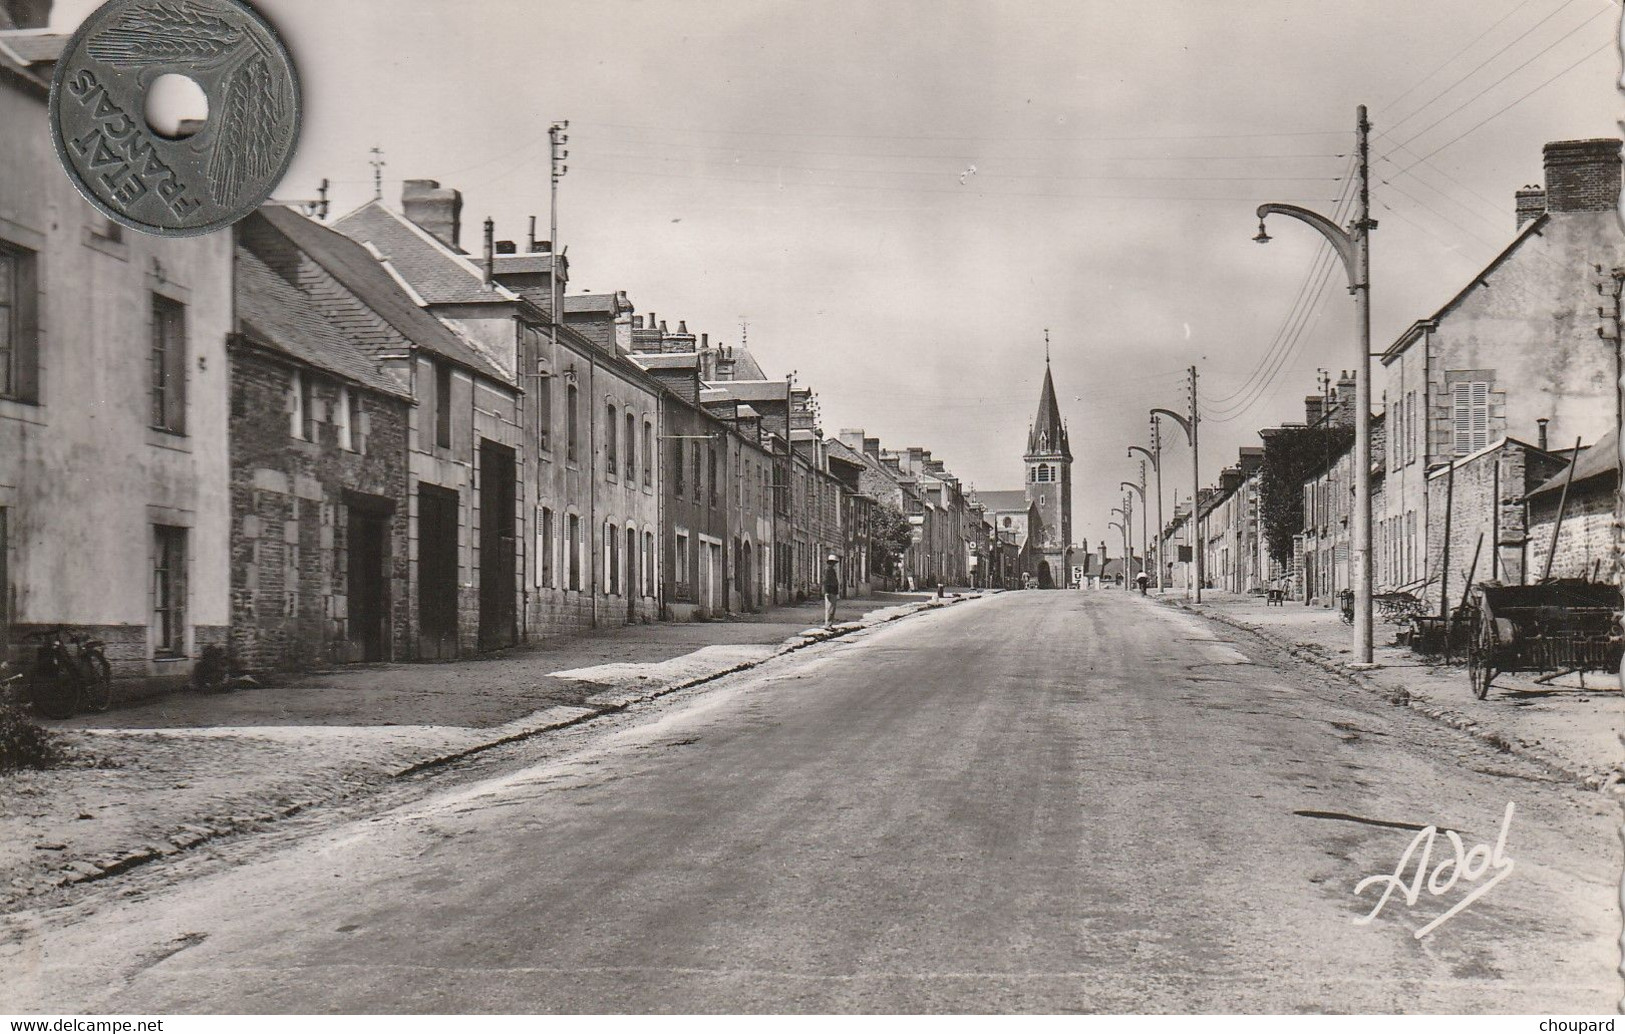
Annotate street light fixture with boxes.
[1129,443,1164,594]
[1150,404,1200,603]
[1107,520,1127,589]
[1121,480,1147,592]
[1254,104,1376,665]
[1111,503,1132,591]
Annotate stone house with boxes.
[1526,429,1620,583]
[1420,436,1569,608]
[247,203,516,659]
[1,18,231,694]
[228,245,413,670]
[1378,137,1623,606]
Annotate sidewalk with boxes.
[1159,589,1622,789]
[0,590,982,910]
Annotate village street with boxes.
[2,591,1616,1014]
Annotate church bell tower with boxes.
[1024,338,1072,587]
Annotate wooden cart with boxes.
[1465,581,1622,700]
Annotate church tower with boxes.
[1024,345,1072,587]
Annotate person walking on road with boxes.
[822,554,841,629]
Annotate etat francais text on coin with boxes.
[48,0,300,237]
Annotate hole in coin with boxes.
[143,73,209,140]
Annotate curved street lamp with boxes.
[1150,406,1200,603]
[1254,104,1375,664]
[1107,519,1127,589]
[1128,445,1164,594]
[1120,480,1147,592]
[1111,502,1132,591]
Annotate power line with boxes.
[1377,0,1543,115]
[579,120,1349,144]
[1389,4,1612,153]
[584,151,1343,183]
[1390,37,1612,171]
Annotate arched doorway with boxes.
[1037,561,1054,589]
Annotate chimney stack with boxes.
[1537,417,1549,451]
[1541,138,1622,215]
[1515,185,1546,229]
[1305,395,1324,426]
[401,180,463,250]
[527,216,536,252]
[494,240,516,255]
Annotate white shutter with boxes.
[1470,382,1489,452]
[1452,383,1470,455]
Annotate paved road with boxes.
[3,592,1616,1012]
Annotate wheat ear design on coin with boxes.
[85,1,242,69]
[207,36,285,199]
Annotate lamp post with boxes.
[1111,503,1132,590]
[1131,433,1165,594]
[1151,400,1199,603]
[1121,480,1147,590]
[1254,104,1375,665]
[1107,520,1127,590]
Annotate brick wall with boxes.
[228,342,411,671]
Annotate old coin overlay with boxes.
[48,0,300,237]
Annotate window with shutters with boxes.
[673,439,686,497]
[567,513,581,590]
[538,507,554,588]
[1406,391,1417,465]
[536,373,552,453]
[434,362,452,450]
[1451,381,1489,455]
[565,383,578,462]
[605,403,618,476]
[150,295,187,433]
[642,421,653,487]
[625,411,636,484]
[0,244,39,403]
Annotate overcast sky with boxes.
[56,0,1624,552]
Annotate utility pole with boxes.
[369,147,385,201]
[316,178,329,220]
[1256,104,1375,664]
[1188,365,1202,603]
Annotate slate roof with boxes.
[975,490,1030,513]
[334,200,521,307]
[706,379,794,403]
[1528,428,1620,498]
[236,248,409,399]
[564,292,626,314]
[252,206,508,382]
[632,352,700,370]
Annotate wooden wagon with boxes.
[1465,580,1622,700]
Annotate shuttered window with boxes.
[1452,381,1489,455]
[0,244,39,403]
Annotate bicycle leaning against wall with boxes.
[23,628,112,719]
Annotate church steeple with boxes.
[1021,340,1073,586]
[1026,363,1071,460]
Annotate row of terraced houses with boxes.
[0,4,999,696]
[1149,137,1620,610]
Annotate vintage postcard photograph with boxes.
[0,0,1621,1017]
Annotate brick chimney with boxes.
[1514,185,1546,229]
[838,428,866,452]
[1,0,52,28]
[401,179,462,251]
[1305,395,1325,426]
[1541,138,1621,214]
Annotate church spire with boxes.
[1026,348,1070,459]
